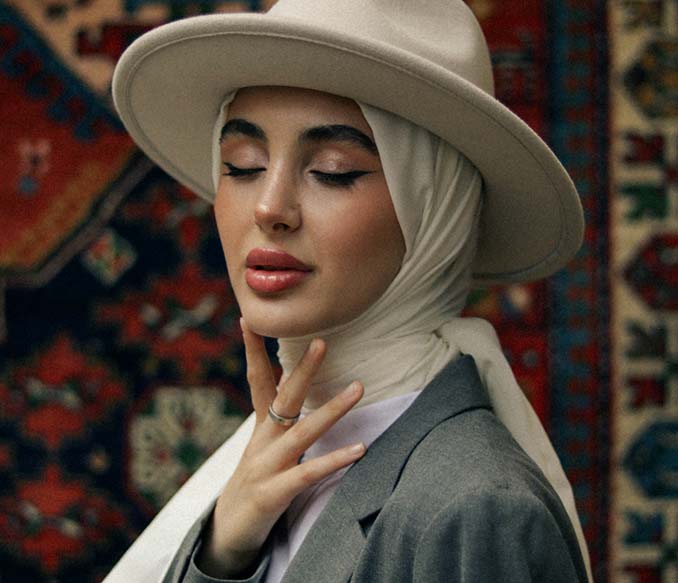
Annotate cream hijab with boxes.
[103,96,592,583]
[279,102,591,581]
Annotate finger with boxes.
[269,442,366,505]
[270,338,327,419]
[274,381,364,461]
[241,318,277,422]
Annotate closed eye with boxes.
[223,162,265,177]
[311,170,372,187]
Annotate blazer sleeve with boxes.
[412,487,584,583]
[162,504,271,583]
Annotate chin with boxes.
[241,309,322,339]
[235,285,364,339]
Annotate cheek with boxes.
[362,209,404,281]
[360,183,405,274]
[213,190,245,269]
[320,191,404,290]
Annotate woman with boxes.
[107,0,592,581]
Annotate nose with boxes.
[254,170,301,234]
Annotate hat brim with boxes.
[112,13,583,285]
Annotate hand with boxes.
[196,319,365,578]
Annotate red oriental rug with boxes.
[1,2,672,582]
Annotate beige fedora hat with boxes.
[112,0,584,285]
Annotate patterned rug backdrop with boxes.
[0,1,673,582]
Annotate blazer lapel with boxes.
[282,354,491,583]
[280,489,365,583]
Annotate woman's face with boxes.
[215,86,405,338]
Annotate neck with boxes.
[277,318,455,410]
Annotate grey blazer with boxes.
[164,355,588,583]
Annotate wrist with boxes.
[196,508,264,578]
[196,540,260,579]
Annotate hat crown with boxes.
[269,0,495,95]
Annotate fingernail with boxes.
[310,338,322,355]
[347,443,365,456]
[239,317,245,332]
[346,381,362,397]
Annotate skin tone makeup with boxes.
[214,86,406,339]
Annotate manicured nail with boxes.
[310,338,322,355]
[347,443,365,456]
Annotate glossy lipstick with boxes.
[245,248,312,293]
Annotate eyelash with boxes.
[223,162,264,177]
[311,170,370,187]
[223,163,370,188]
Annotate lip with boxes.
[245,248,313,293]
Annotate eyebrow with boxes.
[220,119,378,155]
[300,125,378,155]
[220,119,265,142]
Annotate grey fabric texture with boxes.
[164,355,587,583]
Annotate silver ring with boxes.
[268,404,300,427]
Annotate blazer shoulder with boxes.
[373,408,587,582]
[354,406,587,582]
[411,482,586,582]
[399,407,551,500]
